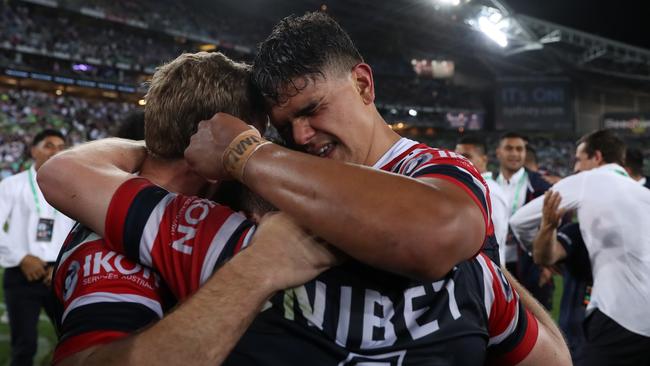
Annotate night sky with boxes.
[506,0,649,49]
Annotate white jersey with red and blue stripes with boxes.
[53,137,534,365]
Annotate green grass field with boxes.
[0,268,57,366]
[0,269,565,365]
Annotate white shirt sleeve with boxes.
[0,177,28,267]
[510,173,585,247]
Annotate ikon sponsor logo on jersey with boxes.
[63,246,160,302]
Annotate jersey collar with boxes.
[372,137,419,170]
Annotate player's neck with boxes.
[140,156,207,196]
[366,114,401,166]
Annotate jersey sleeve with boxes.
[104,177,256,300]
[475,253,539,365]
[557,222,592,281]
[51,230,165,365]
[396,147,493,255]
[556,222,581,258]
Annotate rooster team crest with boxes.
[63,260,81,301]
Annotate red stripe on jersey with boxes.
[105,178,153,253]
[148,197,241,300]
[52,330,128,365]
[420,173,489,237]
[489,310,539,366]
[482,253,518,336]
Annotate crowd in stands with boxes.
[0,3,183,70]
[0,88,135,177]
[60,0,270,47]
[0,0,483,110]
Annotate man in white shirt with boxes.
[0,129,74,366]
[455,136,509,264]
[495,132,554,309]
[511,129,650,366]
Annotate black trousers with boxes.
[577,309,650,366]
[3,266,57,366]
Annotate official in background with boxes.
[624,147,650,189]
[0,129,74,366]
[455,136,509,264]
[511,129,650,366]
[495,132,554,309]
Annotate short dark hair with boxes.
[577,129,625,165]
[116,111,145,140]
[625,147,644,176]
[253,11,363,105]
[525,145,537,164]
[457,136,487,155]
[32,129,64,147]
[498,131,529,144]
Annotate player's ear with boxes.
[594,150,604,165]
[351,63,375,105]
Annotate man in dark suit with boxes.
[495,132,554,309]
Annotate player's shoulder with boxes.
[397,143,475,173]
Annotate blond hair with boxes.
[145,52,263,159]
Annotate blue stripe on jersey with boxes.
[55,223,93,264]
[412,164,488,213]
[123,185,168,262]
[59,302,159,342]
[211,219,255,276]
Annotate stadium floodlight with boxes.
[477,14,509,47]
[408,109,418,117]
[434,0,461,6]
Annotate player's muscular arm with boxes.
[37,138,145,237]
[57,213,339,366]
[185,114,485,280]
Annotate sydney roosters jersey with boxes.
[374,138,499,263]
[50,178,254,364]
[103,177,255,300]
[85,138,537,365]
[226,138,534,365]
[51,223,173,365]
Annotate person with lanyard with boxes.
[0,129,74,366]
[624,147,650,189]
[511,129,650,366]
[455,136,509,264]
[494,132,554,309]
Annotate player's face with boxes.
[574,142,600,173]
[269,72,375,165]
[31,136,66,170]
[496,138,526,173]
[455,144,487,172]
